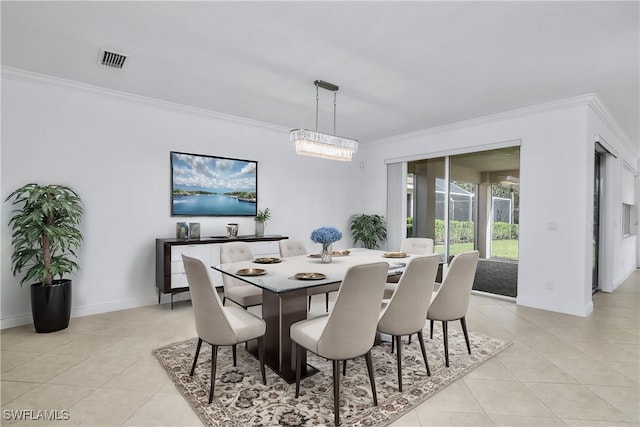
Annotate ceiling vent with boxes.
[98,49,127,69]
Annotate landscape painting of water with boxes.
[171,151,257,216]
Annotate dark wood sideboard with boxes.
[156,235,288,308]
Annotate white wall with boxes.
[1,71,362,328]
[359,96,638,317]
[3,72,637,327]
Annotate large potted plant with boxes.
[5,183,84,333]
[350,214,387,249]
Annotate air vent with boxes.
[98,49,127,69]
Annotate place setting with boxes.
[253,257,282,264]
[292,272,326,280]
[382,251,408,258]
[235,268,268,277]
[308,250,351,258]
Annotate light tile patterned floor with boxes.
[1,271,638,426]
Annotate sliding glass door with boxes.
[403,145,520,297]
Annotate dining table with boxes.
[212,248,413,383]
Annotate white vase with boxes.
[255,221,265,236]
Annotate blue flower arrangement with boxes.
[310,226,343,244]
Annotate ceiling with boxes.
[2,1,639,144]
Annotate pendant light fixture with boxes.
[290,80,358,161]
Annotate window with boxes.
[622,203,636,237]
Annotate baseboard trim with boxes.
[0,294,192,330]
[471,289,517,302]
[516,295,594,317]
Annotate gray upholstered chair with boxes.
[384,237,436,299]
[278,239,307,257]
[291,262,388,426]
[401,237,435,254]
[279,239,339,312]
[182,254,266,403]
[219,241,262,309]
[427,250,479,367]
[377,254,440,391]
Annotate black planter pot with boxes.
[30,279,72,333]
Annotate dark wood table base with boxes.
[261,288,319,383]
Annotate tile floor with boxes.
[1,271,638,426]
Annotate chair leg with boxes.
[222,296,226,306]
[342,359,347,376]
[417,330,431,376]
[395,335,403,392]
[295,343,302,398]
[258,336,266,385]
[325,292,330,312]
[232,344,237,367]
[408,334,412,344]
[430,319,434,339]
[333,359,340,426]
[442,321,449,367]
[190,338,203,376]
[364,350,378,406]
[209,344,218,403]
[308,295,312,310]
[460,316,471,354]
[391,336,394,354]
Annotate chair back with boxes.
[428,250,479,321]
[219,241,254,291]
[182,254,237,344]
[316,262,388,360]
[279,239,307,257]
[401,237,435,255]
[378,254,440,335]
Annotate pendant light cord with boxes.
[314,80,339,135]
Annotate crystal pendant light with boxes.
[290,80,358,161]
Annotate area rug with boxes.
[473,258,518,297]
[154,329,510,426]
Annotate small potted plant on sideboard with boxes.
[255,207,271,236]
[5,183,84,333]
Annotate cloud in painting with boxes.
[172,153,256,193]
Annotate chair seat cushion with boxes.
[226,285,262,307]
[290,314,329,355]
[223,306,266,343]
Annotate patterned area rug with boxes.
[154,329,510,426]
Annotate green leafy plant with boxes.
[255,208,271,223]
[5,183,84,286]
[350,214,387,249]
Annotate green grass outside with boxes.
[434,239,518,260]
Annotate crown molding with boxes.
[1,66,289,133]
[366,94,631,149]
[588,95,637,155]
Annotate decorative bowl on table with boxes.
[254,257,281,264]
[309,250,350,258]
[383,252,408,258]
[332,250,351,256]
[236,268,267,276]
[294,272,326,280]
